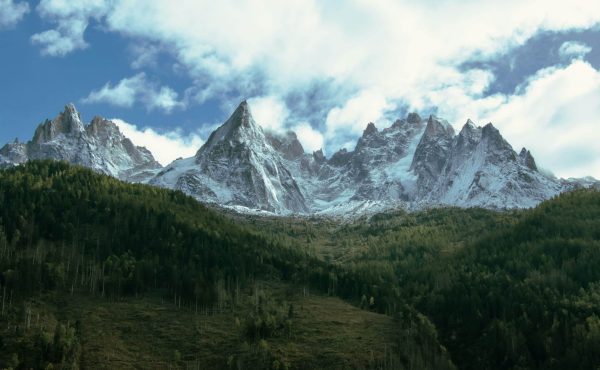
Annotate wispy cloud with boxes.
[293,122,324,154]
[30,0,600,177]
[248,96,289,132]
[558,41,592,60]
[0,0,29,29]
[112,118,204,166]
[82,73,185,113]
[451,60,600,179]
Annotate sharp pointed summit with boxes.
[197,100,263,158]
[154,100,308,213]
[3,102,598,215]
[1,104,161,181]
[32,103,85,144]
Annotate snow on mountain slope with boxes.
[0,104,162,182]
[150,101,597,215]
[428,121,564,209]
[151,101,307,213]
[2,101,598,216]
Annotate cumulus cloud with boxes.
[30,0,600,176]
[31,0,112,56]
[129,42,163,69]
[558,41,592,60]
[293,122,324,153]
[0,0,29,28]
[247,96,289,132]
[325,90,396,148]
[82,73,184,113]
[463,60,600,179]
[112,118,204,166]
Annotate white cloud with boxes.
[32,0,111,56]
[325,90,396,138]
[558,41,592,60]
[30,0,600,176]
[247,96,289,132]
[130,43,161,69]
[463,60,600,179]
[0,0,29,28]
[112,118,204,166]
[146,86,182,113]
[293,122,324,153]
[83,73,142,107]
[82,73,184,113]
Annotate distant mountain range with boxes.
[2,102,598,216]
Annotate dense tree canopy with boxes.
[0,160,599,369]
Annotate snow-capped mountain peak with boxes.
[3,101,598,216]
[32,103,85,144]
[152,100,308,213]
[1,104,161,182]
[151,104,598,215]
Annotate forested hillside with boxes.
[240,186,600,369]
[0,161,453,369]
[0,161,599,369]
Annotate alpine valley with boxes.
[1,104,600,369]
[2,102,598,216]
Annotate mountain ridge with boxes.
[2,102,598,216]
[0,104,162,182]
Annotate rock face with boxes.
[3,101,598,215]
[0,104,161,182]
[150,101,599,215]
[151,101,307,213]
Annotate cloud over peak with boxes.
[112,118,204,166]
[82,73,185,113]
[23,0,600,178]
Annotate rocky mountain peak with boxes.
[32,103,85,144]
[2,103,162,182]
[425,115,455,137]
[363,122,378,136]
[329,148,352,166]
[481,122,514,155]
[154,100,309,213]
[313,149,326,163]
[391,119,405,128]
[86,116,123,140]
[266,130,305,160]
[197,100,264,158]
[519,148,538,171]
[456,119,481,147]
[407,112,422,124]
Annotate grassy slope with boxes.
[2,281,398,369]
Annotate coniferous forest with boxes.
[0,161,599,369]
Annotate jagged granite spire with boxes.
[154,100,308,213]
[32,103,85,144]
[519,148,537,171]
[197,100,263,157]
[5,102,597,215]
[1,104,161,181]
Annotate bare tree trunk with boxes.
[1,286,5,316]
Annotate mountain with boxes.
[2,102,598,215]
[0,104,161,182]
[151,101,307,213]
[152,101,598,215]
[417,119,565,209]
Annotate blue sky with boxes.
[1,0,599,178]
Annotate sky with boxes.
[0,0,599,178]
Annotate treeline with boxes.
[0,161,454,369]
[0,161,328,308]
[3,161,599,369]
[322,189,600,369]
